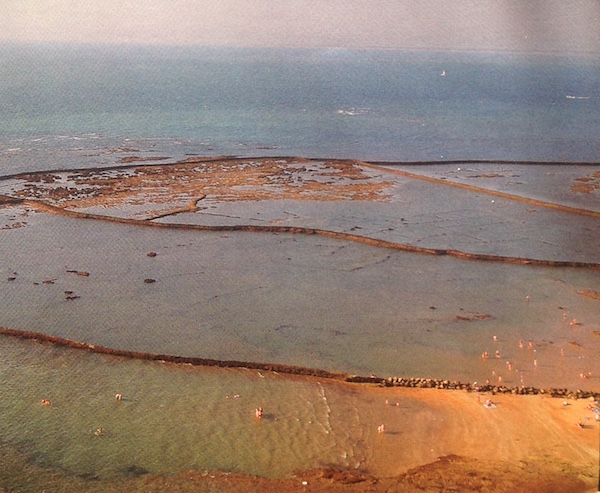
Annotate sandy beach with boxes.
[0,157,598,491]
[161,385,600,493]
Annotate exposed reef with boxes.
[2,156,598,267]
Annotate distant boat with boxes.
[337,107,370,116]
[566,95,590,100]
[441,70,446,77]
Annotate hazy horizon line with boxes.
[2,39,600,60]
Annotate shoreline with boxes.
[2,450,593,493]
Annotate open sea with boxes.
[1,43,600,175]
[1,44,599,488]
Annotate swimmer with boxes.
[115,393,122,401]
[484,399,496,409]
[377,424,385,433]
[495,350,500,359]
[41,399,52,406]
[95,427,103,436]
[519,340,524,349]
[255,407,263,419]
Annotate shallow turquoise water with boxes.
[0,335,390,481]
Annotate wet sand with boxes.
[0,157,599,491]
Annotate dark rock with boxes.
[124,465,150,477]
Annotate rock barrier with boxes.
[1,326,598,401]
[8,197,600,270]
[360,161,600,220]
[345,375,600,400]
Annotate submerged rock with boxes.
[124,464,150,477]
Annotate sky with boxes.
[2,0,600,54]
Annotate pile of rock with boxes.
[345,375,600,401]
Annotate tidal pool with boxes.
[1,205,599,390]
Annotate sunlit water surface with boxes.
[0,335,415,481]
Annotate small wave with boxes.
[316,383,333,435]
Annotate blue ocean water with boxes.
[1,43,599,174]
